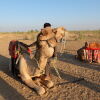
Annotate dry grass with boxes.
[0,30,100,41]
[69,30,100,41]
[0,31,39,41]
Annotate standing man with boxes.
[28,23,57,58]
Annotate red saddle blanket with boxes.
[77,42,100,63]
[84,48,100,63]
[9,40,31,58]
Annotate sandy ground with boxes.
[0,33,100,100]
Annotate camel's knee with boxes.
[21,77,45,95]
[40,75,54,88]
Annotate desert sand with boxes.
[0,33,100,100]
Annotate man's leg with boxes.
[52,47,57,58]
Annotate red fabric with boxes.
[93,50,100,63]
[86,47,100,50]
[9,40,18,58]
[9,40,31,58]
[27,48,31,53]
[85,50,92,62]
[85,48,100,63]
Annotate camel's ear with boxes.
[41,29,45,33]
[61,27,64,30]
[61,27,66,31]
[52,28,57,34]
[85,42,88,47]
[41,29,47,35]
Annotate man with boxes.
[28,23,57,58]
[28,23,52,47]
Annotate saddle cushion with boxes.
[77,42,100,63]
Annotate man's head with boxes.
[44,23,51,28]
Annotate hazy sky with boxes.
[0,0,100,32]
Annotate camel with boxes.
[9,27,66,95]
[76,42,100,63]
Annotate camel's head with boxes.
[53,27,66,41]
[77,48,86,61]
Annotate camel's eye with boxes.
[53,29,57,34]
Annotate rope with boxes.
[32,57,40,69]
[59,31,67,54]
[15,51,20,64]
[51,57,61,79]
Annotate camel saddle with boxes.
[77,42,100,63]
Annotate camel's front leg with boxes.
[34,56,54,88]
[34,56,48,77]
[19,55,45,95]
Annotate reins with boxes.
[51,31,67,79]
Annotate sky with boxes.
[0,0,100,32]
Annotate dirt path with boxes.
[0,34,100,100]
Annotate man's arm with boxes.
[28,41,37,47]
[39,34,54,40]
[39,29,54,41]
